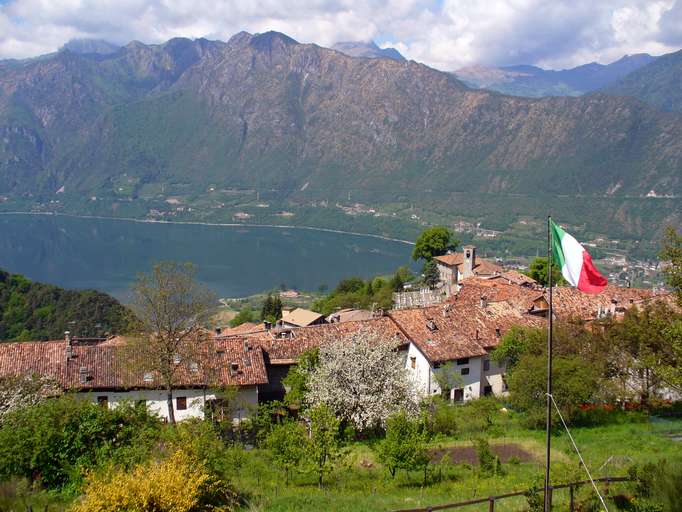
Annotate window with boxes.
[456,357,469,365]
[176,396,187,410]
[453,389,464,402]
[483,359,490,371]
[460,367,469,375]
[410,357,416,369]
[97,396,108,408]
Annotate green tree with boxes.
[266,420,307,484]
[525,257,565,287]
[390,271,404,292]
[0,396,160,488]
[375,411,429,479]
[423,260,440,289]
[261,294,274,321]
[306,404,342,487]
[283,348,320,409]
[603,302,682,400]
[491,326,545,374]
[508,354,600,427]
[412,227,459,262]
[229,306,256,327]
[659,226,682,306]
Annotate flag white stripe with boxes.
[559,231,585,287]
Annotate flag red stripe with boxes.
[577,250,608,294]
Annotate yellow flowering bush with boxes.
[71,450,239,512]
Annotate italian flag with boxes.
[550,219,607,294]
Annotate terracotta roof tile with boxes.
[242,317,407,362]
[0,338,268,390]
[388,300,543,363]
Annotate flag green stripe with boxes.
[549,219,566,270]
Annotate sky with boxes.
[0,0,681,70]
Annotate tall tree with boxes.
[306,404,342,488]
[423,260,440,289]
[412,227,459,262]
[124,262,216,424]
[659,226,682,305]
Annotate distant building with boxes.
[434,245,503,295]
[279,308,327,328]
[326,308,375,323]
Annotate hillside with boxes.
[0,31,681,243]
[0,269,135,341]
[454,54,656,97]
[604,49,682,113]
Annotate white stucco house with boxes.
[433,245,503,296]
[0,335,268,422]
[389,296,543,402]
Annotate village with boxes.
[1,243,677,424]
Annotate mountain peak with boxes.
[250,31,299,51]
[60,38,120,56]
[331,41,405,61]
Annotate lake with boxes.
[0,214,414,300]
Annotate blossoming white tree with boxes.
[305,328,420,431]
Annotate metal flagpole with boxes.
[544,216,554,511]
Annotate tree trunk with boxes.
[167,387,176,424]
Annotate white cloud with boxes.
[0,0,680,69]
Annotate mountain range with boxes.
[454,54,657,97]
[0,31,681,243]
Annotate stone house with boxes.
[434,245,503,295]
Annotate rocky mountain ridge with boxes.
[0,31,680,239]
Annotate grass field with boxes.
[227,417,682,512]
[3,416,679,511]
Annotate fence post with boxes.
[547,487,553,509]
[569,484,575,512]
[488,497,495,512]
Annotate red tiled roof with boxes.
[496,270,537,286]
[242,317,408,362]
[550,285,678,320]
[0,338,268,390]
[453,278,546,314]
[218,322,266,337]
[388,300,543,363]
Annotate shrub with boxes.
[265,421,307,484]
[427,399,460,436]
[474,438,501,476]
[375,411,428,479]
[0,396,161,488]
[72,450,240,512]
[629,460,682,512]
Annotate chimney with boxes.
[65,331,73,360]
[495,327,501,338]
[79,366,88,384]
[263,321,272,331]
[480,295,488,308]
[215,327,222,336]
[243,340,251,353]
[462,246,476,278]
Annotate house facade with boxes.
[0,336,268,423]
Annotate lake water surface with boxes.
[0,214,413,300]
